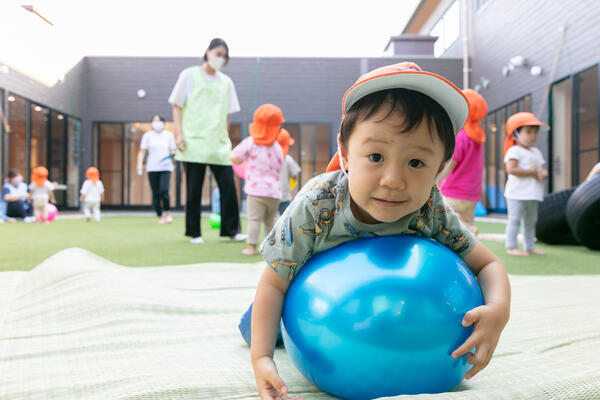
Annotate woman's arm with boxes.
[136,149,147,172]
[172,105,185,151]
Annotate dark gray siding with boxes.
[468,0,600,116]
[0,59,87,118]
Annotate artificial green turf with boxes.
[0,216,264,271]
[1,217,599,274]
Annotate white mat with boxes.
[0,248,599,400]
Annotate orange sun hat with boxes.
[462,89,488,144]
[31,166,48,187]
[276,128,295,157]
[86,167,100,183]
[250,104,285,146]
[503,112,546,155]
[327,61,469,172]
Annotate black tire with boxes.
[536,188,579,245]
[566,175,600,250]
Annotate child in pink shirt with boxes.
[440,89,487,235]
[231,104,284,255]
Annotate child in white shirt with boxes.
[503,112,548,256]
[80,167,104,222]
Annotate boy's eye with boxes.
[368,153,384,163]
[409,159,424,168]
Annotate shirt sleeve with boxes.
[2,185,10,197]
[167,132,176,152]
[504,146,520,163]
[288,156,301,177]
[259,195,317,281]
[228,77,241,114]
[168,69,191,108]
[80,181,88,195]
[231,136,252,160]
[431,189,477,258]
[140,132,149,150]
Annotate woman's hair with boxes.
[339,89,455,162]
[203,38,229,64]
[152,114,166,123]
[7,168,20,179]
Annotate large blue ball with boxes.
[281,235,483,400]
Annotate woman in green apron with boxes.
[169,38,246,244]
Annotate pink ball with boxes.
[232,161,246,179]
[42,203,58,222]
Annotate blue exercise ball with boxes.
[281,235,483,400]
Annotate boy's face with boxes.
[341,106,447,224]
[515,125,539,148]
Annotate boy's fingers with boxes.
[267,372,288,395]
[452,335,478,358]
[462,308,481,327]
[465,348,492,379]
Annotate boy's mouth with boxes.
[372,197,406,207]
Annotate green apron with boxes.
[175,66,231,165]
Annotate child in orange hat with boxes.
[276,128,301,216]
[249,62,510,399]
[80,167,105,222]
[439,89,488,236]
[503,112,548,256]
[29,166,56,223]
[230,104,284,255]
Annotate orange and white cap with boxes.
[327,62,468,172]
[503,112,546,155]
[342,62,468,134]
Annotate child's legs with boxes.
[264,198,280,236]
[89,201,101,222]
[246,195,267,245]
[83,202,92,219]
[33,198,47,220]
[444,196,477,232]
[505,199,524,249]
[521,200,539,250]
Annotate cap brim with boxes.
[343,71,468,134]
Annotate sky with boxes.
[0,0,419,86]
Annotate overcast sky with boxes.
[0,0,419,85]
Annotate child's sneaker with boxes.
[189,237,205,244]
[165,215,173,224]
[158,217,165,225]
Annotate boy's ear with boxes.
[337,134,348,169]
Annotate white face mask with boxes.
[208,56,226,71]
[152,121,165,132]
[11,177,23,186]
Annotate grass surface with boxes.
[1,217,599,274]
[0,216,264,271]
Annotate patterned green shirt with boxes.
[260,170,476,281]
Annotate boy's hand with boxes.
[537,169,548,181]
[253,356,303,400]
[175,135,186,152]
[451,304,508,379]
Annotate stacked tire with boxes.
[566,175,600,250]
[535,188,579,245]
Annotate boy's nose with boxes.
[380,166,406,190]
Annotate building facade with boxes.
[0,55,463,210]
[404,0,600,211]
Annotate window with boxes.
[431,1,460,57]
[283,124,331,188]
[8,94,27,176]
[49,110,67,206]
[574,66,599,184]
[67,117,82,207]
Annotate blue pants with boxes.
[238,302,283,346]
